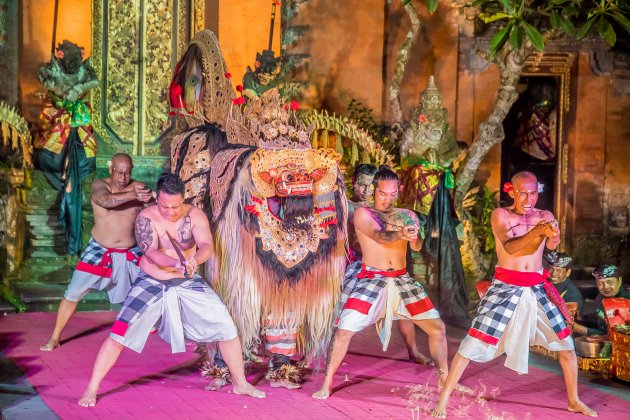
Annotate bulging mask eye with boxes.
[189,76,199,85]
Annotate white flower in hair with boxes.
[107,160,112,168]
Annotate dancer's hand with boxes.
[401,224,419,241]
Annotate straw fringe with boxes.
[210,160,347,359]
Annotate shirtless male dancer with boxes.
[347,163,432,365]
[41,153,152,351]
[313,166,448,399]
[431,171,596,418]
[79,173,264,406]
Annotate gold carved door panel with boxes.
[91,0,204,157]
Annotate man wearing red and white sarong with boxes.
[313,166,448,399]
[431,171,596,418]
[40,154,153,351]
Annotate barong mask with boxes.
[229,90,343,273]
[208,88,347,363]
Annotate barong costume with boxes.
[336,262,439,351]
[170,31,347,385]
[459,267,574,374]
[64,237,141,304]
[110,270,237,353]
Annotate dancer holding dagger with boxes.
[79,173,265,407]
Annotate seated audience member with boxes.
[573,264,630,336]
[544,251,584,315]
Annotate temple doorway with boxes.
[500,76,559,212]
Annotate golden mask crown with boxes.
[226,89,314,149]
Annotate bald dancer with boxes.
[431,171,596,418]
[41,153,153,351]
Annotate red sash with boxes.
[495,267,573,325]
[356,264,407,279]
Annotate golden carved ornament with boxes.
[182,30,235,128]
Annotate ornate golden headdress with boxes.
[226,89,314,149]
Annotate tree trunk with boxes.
[389,2,421,129]
[453,44,532,214]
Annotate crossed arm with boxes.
[134,212,179,268]
[354,207,423,251]
[491,208,560,256]
[134,207,214,274]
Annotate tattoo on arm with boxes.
[135,216,153,252]
[104,196,129,208]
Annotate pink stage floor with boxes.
[1,311,629,419]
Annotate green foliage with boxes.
[463,185,499,254]
[402,0,438,14]
[345,99,397,163]
[347,99,379,138]
[468,0,630,56]
[0,283,26,312]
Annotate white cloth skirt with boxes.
[458,287,574,374]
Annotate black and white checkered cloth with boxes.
[79,237,142,268]
[336,262,434,319]
[469,279,569,345]
[115,270,210,328]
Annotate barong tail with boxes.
[64,237,141,304]
[467,267,571,346]
[336,263,439,351]
[110,270,238,353]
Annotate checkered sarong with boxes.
[110,270,237,353]
[64,237,141,303]
[468,268,570,346]
[76,238,142,277]
[337,263,435,319]
[113,271,210,335]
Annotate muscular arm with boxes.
[491,208,547,255]
[354,207,403,244]
[91,179,138,209]
[134,212,179,267]
[544,214,561,250]
[189,207,213,265]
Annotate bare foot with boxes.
[270,378,301,389]
[204,377,227,391]
[78,387,98,407]
[312,384,332,399]
[430,395,448,418]
[438,373,472,394]
[40,338,60,352]
[568,399,598,417]
[232,383,266,398]
[438,381,473,394]
[409,351,434,366]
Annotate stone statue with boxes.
[35,40,98,255]
[398,75,469,327]
[400,76,460,168]
[242,49,283,99]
